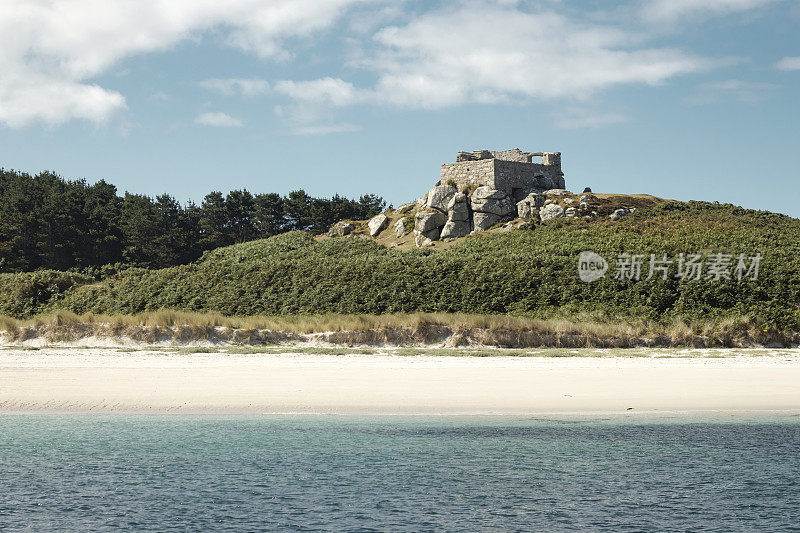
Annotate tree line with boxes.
[0,168,385,272]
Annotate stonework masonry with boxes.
[344,148,572,246]
[439,148,564,194]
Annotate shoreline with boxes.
[2,348,799,415]
[3,409,800,418]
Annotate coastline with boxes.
[2,348,799,415]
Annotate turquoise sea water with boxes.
[1,415,799,531]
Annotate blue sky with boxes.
[1,0,799,216]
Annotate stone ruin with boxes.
[410,148,568,245]
[331,148,617,245]
[443,148,564,192]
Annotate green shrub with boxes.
[0,270,93,317]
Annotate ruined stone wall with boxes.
[457,148,537,163]
[439,159,496,189]
[542,152,561,168]
[492,160,562,192]
[490,149,534,163]
[441,158,564,193]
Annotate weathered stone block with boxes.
[393,217,408,237]
[472,211,502,231]
[471,187,514,216]
[516,198,540,220]
[414,208,447,233]
[610,208,636,220]
[445,192,467,210]
[517,192,544,209]
[440,219,471,240]
[513,187,546,202]
[367,214,388,236]
[447,193,470,222]
[327,221,355,237]
[426,185,457,212]
[449,202,469,221]
[539,204,565,221]
[472,185,507,200]
[415,233,435,248]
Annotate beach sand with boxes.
[1,348,799,415]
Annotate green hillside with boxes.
[2,201,798,333]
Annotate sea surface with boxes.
[1,415,799,531]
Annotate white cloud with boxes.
[194,112,244,127]
[224,0,374,59]
[775,56,800,71]
[1,0,776,131]
[641,0,779,24]
[0,74,126,128]
[0,0,369,127]
[199,78,271,96]
[274,78,360,106]
[367,7,713,107]
[272,78,367,133]
[275,5,713,114]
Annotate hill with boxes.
[1,200,797,342]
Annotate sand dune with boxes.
[1,348,799,414]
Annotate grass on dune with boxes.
[0,309,791,347]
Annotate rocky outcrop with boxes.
[516,192,544,220]
[470,186,515,231]
[610,207,636,220]
[440,219,471,240]
[426,185,457,212]
[367,214,388,236]
[414,208,448,234]
[328,148,572,242]
[393,218,408,237]
[439,192,472,240]
[470,186,515,217]
[513,187,545,202]
[473,211,502,231]
[539,203,565,221]
[414,233,436,247]
[446,193,470,221]
[395,203,415,214]
[517,203,539,220]
[327,221,355,237]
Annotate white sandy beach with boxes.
[1,348,799,415]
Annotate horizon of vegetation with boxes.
[0,167,386,273]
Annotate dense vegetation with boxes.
[2,202,798,332]
[0,168,385,272]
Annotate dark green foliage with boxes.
[0,168,385,272]
[0,270,93,317]
[16,202,796,331]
